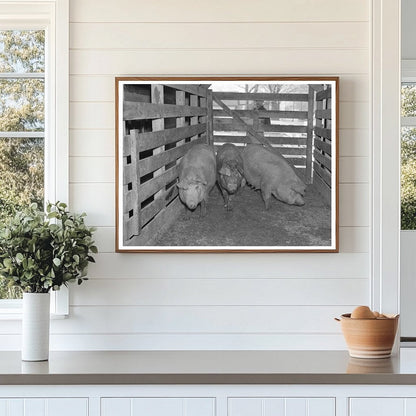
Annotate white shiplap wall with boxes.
[61,0,371,350]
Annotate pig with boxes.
[216,143,245,211]
[242,144,306,209]
[177,143,216,217]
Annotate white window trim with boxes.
[371,0,401,322]
[0,0,69,317]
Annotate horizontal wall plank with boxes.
[92,226,369,254]
[56,306,357,334]
[339,183,369,227]
[338,129,369,157]
[339,227,369,253]
[70,156,114,183]
[92,227,115,253]
[70,22,369,50]
[86,252,369,279]
[339,156,369,183]
[70,49,368,76]
[70,102,114,129]
[70,129,114,157]
[0,333,347,351]
[71,277,368,306]
[69,183,114,226]
[70,75,369,103]
[69,0,369,23]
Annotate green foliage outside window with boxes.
[401,84,416,230]
[0,30,45,299]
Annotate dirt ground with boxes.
[153,184,331,247]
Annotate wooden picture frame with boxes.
[115,77,339,253]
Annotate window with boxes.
[401,77,416,229]
[0,0,69,314]
[0,29,45,300]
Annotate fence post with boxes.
[207,89,213,145]
[306,85,315,184]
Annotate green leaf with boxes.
[52,258,61,267]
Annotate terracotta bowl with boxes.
[337,313,399,359]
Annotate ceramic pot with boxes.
[337,313,399,359]
[22,293,50,361]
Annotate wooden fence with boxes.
[312,85,332,205]
[122,84,209,246]
[211,90,314,183]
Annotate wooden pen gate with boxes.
[122,84,209,246]
[211,85,332,202]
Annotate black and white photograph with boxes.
[116,78,338,252]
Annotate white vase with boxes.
[22,292,50,361]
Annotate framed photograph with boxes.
[116,77,338,252]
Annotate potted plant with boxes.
[0,202,97,361]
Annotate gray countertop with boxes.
[2,349,416,385]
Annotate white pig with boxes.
[177,144,216,217]
[242,144,306,209]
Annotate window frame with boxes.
[0,0,69,317]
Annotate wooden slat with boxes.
[214,121,308,133]
[314,126,332,139]
[141,186,179,227]
[138,165,179,203]
[213,135,306,145]
[124,187,138,212]
[190,94,199,142]
[315,109,332,120]
[313,160,332,187]
[123,132,140,243]
[213,109,308,119]
[314,149,332,171]
[131,197,183,246]
[214,92,309,101]
[138,137,204,177]
[284,156,306,166]
[151,84,166,205]
[133,123,206,152]
[273,147,306,156]
[315,137,332,156]
[164,84,208,97]
[123,91,150,103]
[316,87,332,101]
[124,101,207,120]
[306,86,314,184]
[206,90,213,144]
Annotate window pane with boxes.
[402,83,416,117]
[0,137,44,300]
[401,127,416,230]
[0,30,45,73]
[0,78,44,132]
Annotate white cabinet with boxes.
[349,398,416,416]
[101,398,215,416]
[0,398,88,416]
[228,397,335,416]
